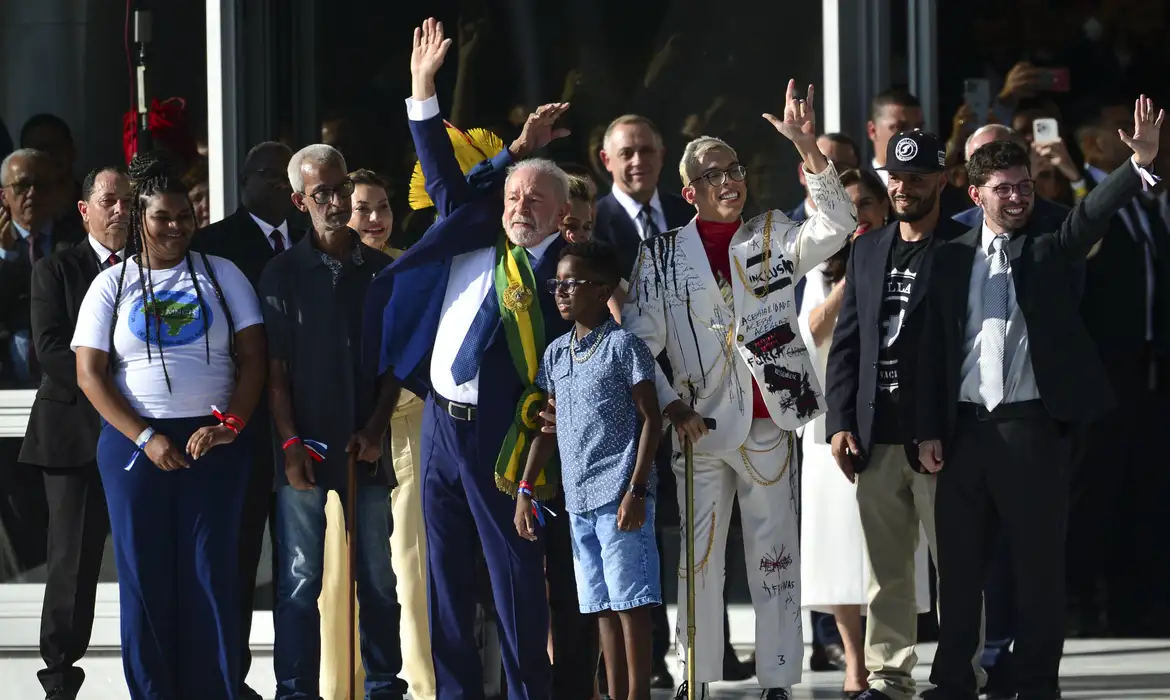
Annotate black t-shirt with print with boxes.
[872,235,931,445]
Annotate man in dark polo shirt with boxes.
[260,143,406,698]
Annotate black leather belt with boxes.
[435,394,477,421]
[958,399,1047,422]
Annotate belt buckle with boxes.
[447,402,463,420]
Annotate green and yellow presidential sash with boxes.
[492,232,559,500]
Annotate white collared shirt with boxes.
[958,224,1040,405]
[87,235,124,266]
[873,157,889,186]
[249,212,291,251]
[431,232,561,405]
[610,186,667,240]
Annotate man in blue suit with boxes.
[364,20,574,700]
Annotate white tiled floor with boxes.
[3,633,1168,699]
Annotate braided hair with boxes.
[108,152,238,392]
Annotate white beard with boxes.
[505,222,553,248]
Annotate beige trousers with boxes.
[856,444,986,700]
[318,397,435,700]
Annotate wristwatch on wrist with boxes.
[628,482,649,499]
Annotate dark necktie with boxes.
[638,204,661,240]
[105,253,121,269]
[450,251,535,386]
[270,230,286,253]
[27,230,42,266]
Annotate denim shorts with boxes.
[568,496,662,613]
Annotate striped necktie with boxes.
[979,235,1010,409]
[638,204,661,240]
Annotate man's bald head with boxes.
[965,124,1025,161]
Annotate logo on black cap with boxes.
[894,138,919,162]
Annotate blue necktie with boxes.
[450,250,537,385]
[450,290,500,385]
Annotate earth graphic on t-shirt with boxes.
[128,290,214,347]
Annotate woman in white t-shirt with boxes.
[72,154,267,700]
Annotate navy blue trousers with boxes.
[421,396,551,700]
[97,416,251,700]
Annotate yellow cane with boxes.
[346,451,358,700]
[684,432,697,700]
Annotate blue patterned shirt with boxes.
[536,317,657,514]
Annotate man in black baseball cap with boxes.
[824,127,980,700]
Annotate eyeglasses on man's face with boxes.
[689,165,748,188]
[546,278,598,295]
[981,180,1035,199]
[306,178,355,205]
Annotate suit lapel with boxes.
[600,197,642,250]
[864,225,897,331]
[677,220,726,314]
[904,235,942,318]
[1007,232,1028,299]
[948,229,979,325]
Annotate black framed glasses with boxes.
[307,178,355,204]
[546,278,597,295]
[689,165,747,188]
[3,179,39,196]
[980,180,1035,199]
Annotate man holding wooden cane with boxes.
[618,81,857,699]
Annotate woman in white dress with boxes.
[798,169,931,696]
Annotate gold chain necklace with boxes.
[571,325,609,363]
[732,211,776,300]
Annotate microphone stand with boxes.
[134,4,153,154]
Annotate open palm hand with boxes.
[1120,95,1165,167]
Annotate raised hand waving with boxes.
[1120,94,1165,167]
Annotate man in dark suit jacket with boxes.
[19,166,129,700]
[825,131,974,700]
[916,102,1162,700]
[1,148,85,387]
[196,140,300,700]
[593,114,694,282]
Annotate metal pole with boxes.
[684,435,696,700]
[133,6,152,154]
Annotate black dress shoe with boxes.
[761,689,791,699]
[675,680,709,699]
[810,642,848,671]
[45,689,78,700]
[724,651,755,681]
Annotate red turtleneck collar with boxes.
[695,218,741,240]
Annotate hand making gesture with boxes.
[1120,94,1164,167]
[764,79,828,173]
[509,103,572,159]
[411,17,453,101]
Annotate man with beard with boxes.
[824,131,981,700]
[916,97,1163,700]
[20,166,130,700]
[620,80,856,700]
[262,144,407,699]
[197,140,300,700]
[363,22,575,696]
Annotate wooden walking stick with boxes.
[346,450,358,700]
[682,418,713,700]
[683,432,697,700]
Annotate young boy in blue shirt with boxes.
[515,240,663,700]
